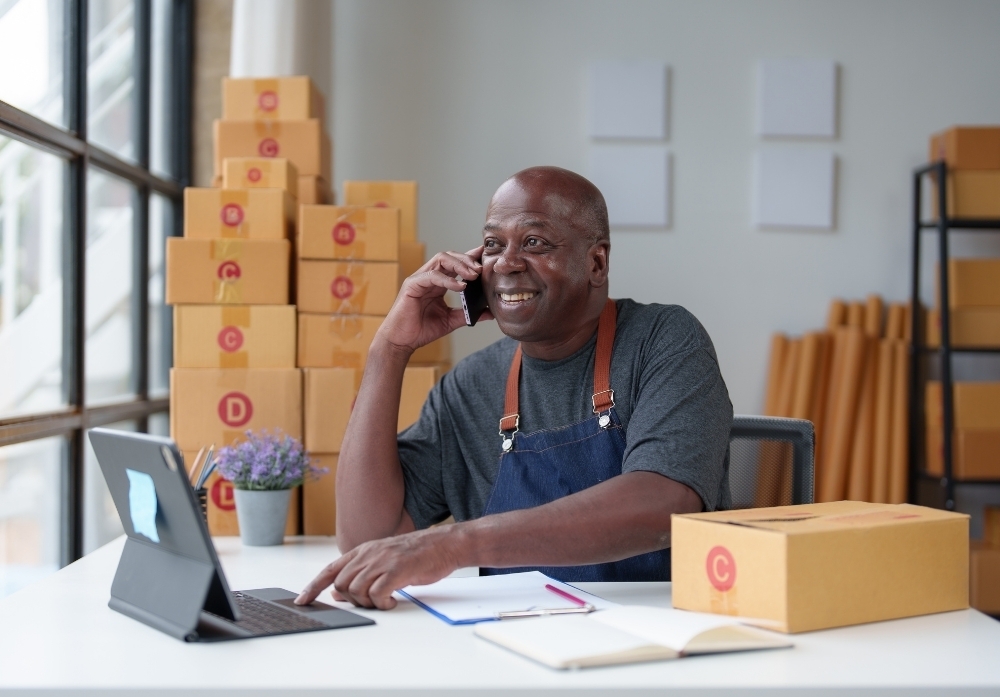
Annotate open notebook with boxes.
[474,605,792,670]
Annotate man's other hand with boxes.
[294,527,465,610]
[375,246,493,356]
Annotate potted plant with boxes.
[215,430,326,546]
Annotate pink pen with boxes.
[544,583,589,607]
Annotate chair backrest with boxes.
[728,415,815,509]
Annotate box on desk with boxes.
[302,365,441,452]
[170,368,302,451]
[298,206,399,262]
[183,462,300,537]
[184,188,294,240]
[929,127,1000,170]
[304,454,338,536]
[221,157,298,196]
[173,305,296,369]
[222,76,325,121]
[343,181,418,242]
[297,314,382,368]
[927,307,1000,348]
[214,120,331,182]
[297,260,399,315]
[166,238,290,305]
[671,501,969,633]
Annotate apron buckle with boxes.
[499,414,519,452]
[592,389,615,413]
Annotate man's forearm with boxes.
[336,339,414,551]
[449,471,702,569]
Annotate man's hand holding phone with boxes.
[375,246,493,356]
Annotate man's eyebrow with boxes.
[519,219,548,229]
[483,222,501,232]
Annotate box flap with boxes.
[678,501,967,535]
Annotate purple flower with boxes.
[215,429,328,491]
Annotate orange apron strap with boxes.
[499,299,618,433]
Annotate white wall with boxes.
[329,0,1000,413]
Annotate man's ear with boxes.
[589,240,610,287]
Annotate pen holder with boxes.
[196,487,208,524]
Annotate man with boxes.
[296,166,732,610]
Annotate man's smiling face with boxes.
[481,170,608,345]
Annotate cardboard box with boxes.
[166,238,290,305]
[926,382,1000,430]
[929,127,1000,170]
[221,157,299,196]
[297,314,382,368]
[298,206,399,262]
[297,260,400,315]
[303,365,441,453]
[299,175,331,205]
[925,427,1000,479]
[986,506,1000,548]
[927,308,1000,348]
[170,368,302,451]
[945,259,1000,309]
[970,541,1000,614]
[343,181,418,242]
[214,119,331,181]
[410,336,451,365]
[182,462,300,537]
[184,188,294,240]
[222,76,325,121]
[932,171,1000,219]
[400,240,426,279]
[303,454,337,535]
[671,501,969,633]
[173,305,296,369]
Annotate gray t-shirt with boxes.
[397,299,733,530]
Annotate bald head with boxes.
[494,166,610,243]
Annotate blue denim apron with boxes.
[480,300,672,582]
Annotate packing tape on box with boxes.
[253,121,283,157]
[329,263,370,313]
[221,306,252,326]
[210,240,245,303]
[214,280,242,303]
[365,182,394,204]
[217,190,251,238]
[211,239,244,260]
[330,350,364,369]
[331,209,368,259]
[218,307,251,365]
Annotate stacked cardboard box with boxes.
[925,382,1000,479]
[971,506,1000,615]
[297,182,450,534]
[214,76,333,204]
[929,126,1000,219]
[166,75,335,536]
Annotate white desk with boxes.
[1,536,999,696]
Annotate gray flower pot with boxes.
[234,488,292,546]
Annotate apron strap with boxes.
[499,298,617,433]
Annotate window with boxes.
[0,0,192,596]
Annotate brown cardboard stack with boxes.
[214,76,333,204]
[165,76,336,536]
[971,506,1000,615]
[298,182,450,534]
[927,259,1000,349]
[929,126,1000,219]
[762,296,911,504]
[925,382,1000,479]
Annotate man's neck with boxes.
[520,297,608,361]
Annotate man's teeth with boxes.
[500,292,536,302]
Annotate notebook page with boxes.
[590,605,770,651]
[395,571,617,623]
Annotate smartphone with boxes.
[460,275,489,327]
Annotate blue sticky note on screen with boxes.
[126,469,160,543]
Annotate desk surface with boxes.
[1,536,999,696]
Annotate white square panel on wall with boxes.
[589,145,670,227]
[753,148,836,229]
[758,59,838,138]
[588,61,669,139]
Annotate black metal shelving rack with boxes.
[909,161,1000,511]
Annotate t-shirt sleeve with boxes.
[621,315,733,512]
[397,383,452,530]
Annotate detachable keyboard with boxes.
[228,591,328,634]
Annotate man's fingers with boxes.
[295,553,353,605]
[367,572,401,610]
[406,269,469,295]
[425,249,482,281]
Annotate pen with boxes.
[544,583,589,607]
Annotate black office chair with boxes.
[727,415,815,509]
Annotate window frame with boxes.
[0,0,193,565]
